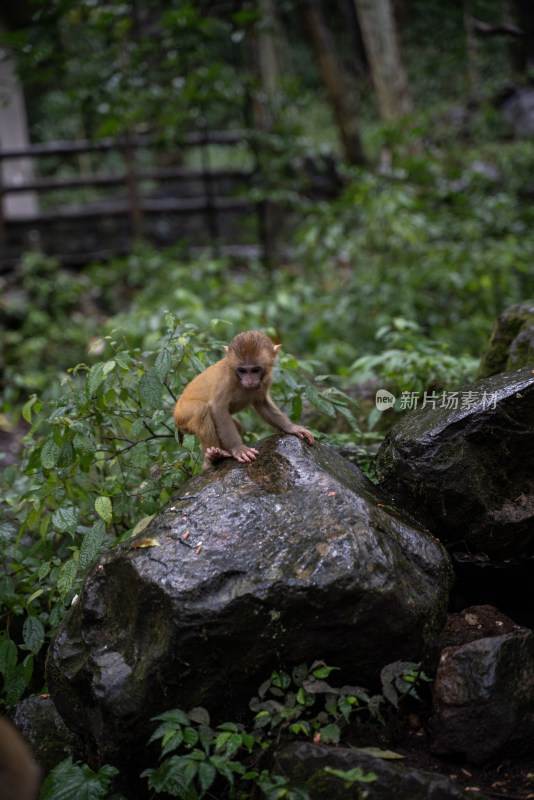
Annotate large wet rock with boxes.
[375,367,534,557]
[11,695,80,774]
[477,301,534,379]
[276,742,486,799]
[432,629,534,764]
[46,435,452,768]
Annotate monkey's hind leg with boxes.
[203,418,245,469]
[204,446,233,467]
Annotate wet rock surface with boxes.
[437,604,521,650]
[276,741,487,800]
[477,300,534,379]
[46,435,452,767]
[11,695,80,774]
[432,629,534,764]
[375,366,534,558]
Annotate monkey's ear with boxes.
[222,345,229,354]
[273,344,282,356]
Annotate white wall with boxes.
[0,17,38,219]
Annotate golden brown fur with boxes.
[174,331,314,468]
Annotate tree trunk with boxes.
[516,0,534,71]
[258,0,283,100]
[295,0,366,165]
[353,0,413,120]
[463,0,481,106]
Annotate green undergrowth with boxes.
[39,660,431,800]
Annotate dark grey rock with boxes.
[477,301,534,379]
[46,435,452,767]
[375,366,534,557]
[276,741,487,799]
[11,695,80,774]
[432,629,534,764]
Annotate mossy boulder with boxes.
[477,301,534,379]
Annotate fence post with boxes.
[200,126,219,244]
[0,153,6,254]
[122,134,144,240]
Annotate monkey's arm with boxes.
[210,401,260,463]
[254,395,315,445]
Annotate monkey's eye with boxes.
[250,367,263,374]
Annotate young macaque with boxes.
[0,717,41,800]
[174,330,314,469]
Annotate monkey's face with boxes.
[235,364,265,390]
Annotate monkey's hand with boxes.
[287,425,315,445]
[231,444,260,463]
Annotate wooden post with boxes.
[199,127,219,244]
[0,154,6,254]
[122,134,144,240]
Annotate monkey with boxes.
[0,717,41,800]
[174,331,314,469]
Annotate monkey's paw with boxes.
[231,446,260,463]
[205,446,232,463]
[289,426,315,446]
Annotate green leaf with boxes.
[183,727,199,748]
[324,766,377,786]
[22,395,38,424]
[41,438,61,469]
[318,723,340,743]
[356,747,405,759]
[155,348,172,381]
[160,730,184,757]
[152,709,190,727]
[131,418,145,437]
[27,588,45,606]
[38,562,52,580]
[271,670,291,690]
[95,496,113,524]
[87,362,106,397]
[3,667,27,705]
[57,441,75,467]
[52,507,78,536]
[40,757,119,800]
[139,370,163,410]
[131,514,156,538]
[0,575,17,606]
[22,616,46,655]
[198,761,216,793]
[164,312,175,329]
[181,434,197,453]
[291,394,303,420]
[311,663,339,679]
[23,653,34,686]
[57,559,78,597]
[79,520,106,569]
[115,351,132,370]
[0,639,18,677]
[73,433,96,456]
